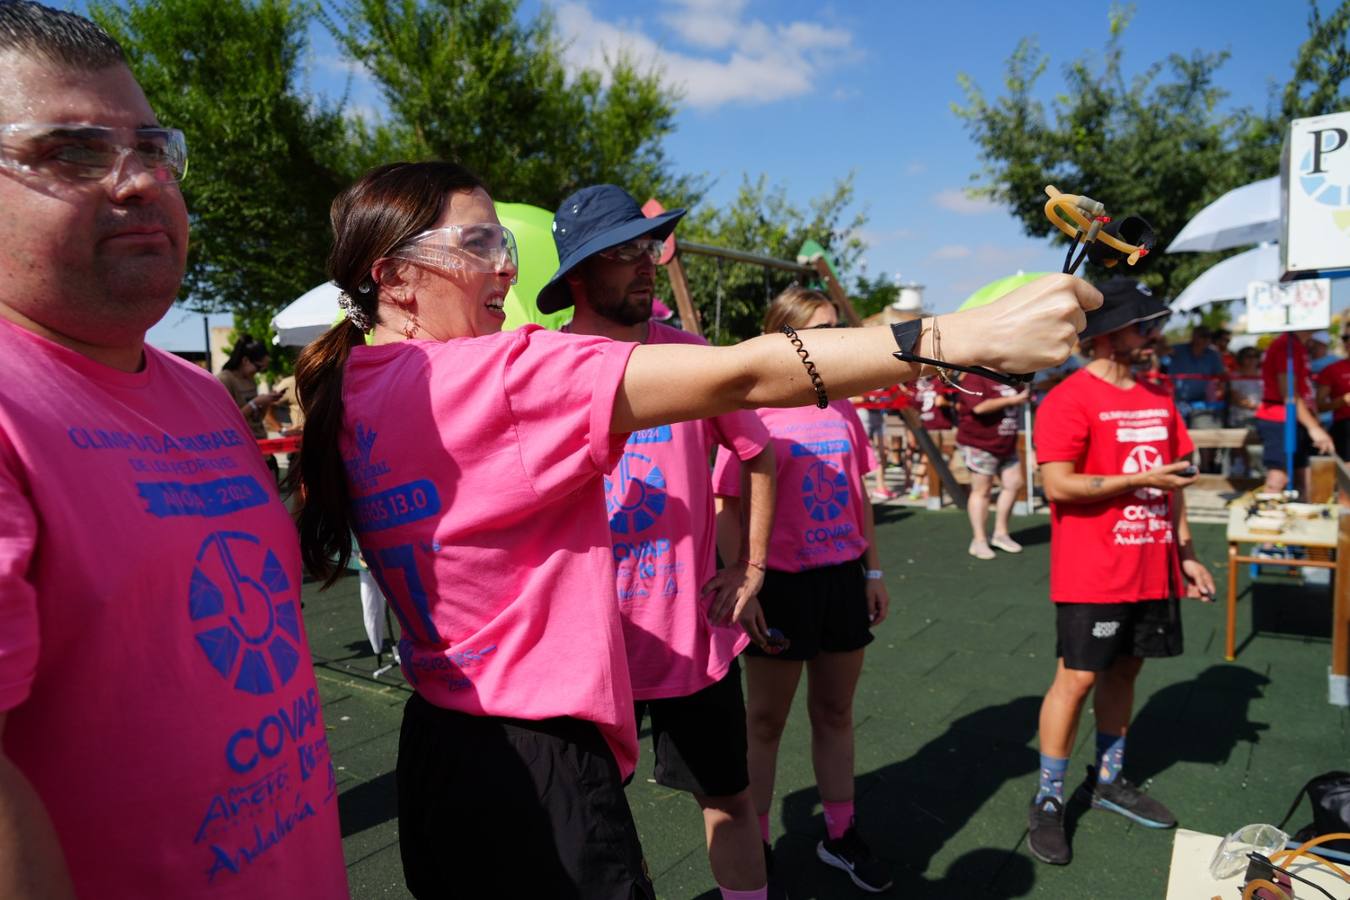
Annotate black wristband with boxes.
[890,319,923,357]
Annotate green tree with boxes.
[953,2,1350,302]
[667,174,867,344]
[92,0,351,356]
[325,0,702,210]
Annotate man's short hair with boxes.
[1192,325,1212,340]
[0,1,125,69]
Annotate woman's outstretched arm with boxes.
[613,274,1099,433]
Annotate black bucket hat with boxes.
[1079,277,1171,341]
[536,184,686,314]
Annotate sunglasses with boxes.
[809,321,848,329]
[596,238,664,264]
[1135,317,1168,338]
[0,122,188,184]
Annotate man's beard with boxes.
[595,289,652,327]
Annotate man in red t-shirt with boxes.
[955,373,1027,559]
[1316,348,1350,460]
[1027,279,1216,867]
[1256,331,1334,496]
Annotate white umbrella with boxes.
[1171,243,1280,312]
[1167,177,1279,253]
[272,281,341,347]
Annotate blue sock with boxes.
[1036,753,1069,808]
[1096,732,1126,784]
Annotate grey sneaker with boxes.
[1027,795,1071,865]
[817,824,894,893]
[1083,767,1176,829]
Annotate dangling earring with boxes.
[402,310,421,340]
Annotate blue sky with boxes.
[151,0,1326,350]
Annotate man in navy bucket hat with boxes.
[537,184,685,314]
[547,186,786,900]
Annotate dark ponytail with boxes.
[295,161,486,586]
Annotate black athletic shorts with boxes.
[1055,598,1184,672]
[397,693,654,899]
[746,556,874,661]
[1333,418,1350,461]
[633,657,749,797]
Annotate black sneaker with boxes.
[1027,794,1071,865]
[763,842,790,900]
[1083,767,1176,829]
[816,825,893,893]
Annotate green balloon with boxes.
[956,272,1051,311]
[495,201,571,331]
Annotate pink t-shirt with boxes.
[713,401,877,573]
[0,320,347,898]
[342,325,641,775]
[606,322,769,700]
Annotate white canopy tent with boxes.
[272,281,342,347]
[1167,177,1280,254]
[1171,243,1280,313]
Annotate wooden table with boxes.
[1225,503,1350,705]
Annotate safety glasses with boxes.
[389,224,519,282]
[596,238,663,264]
[0,122,188,184]
[1135,315,1169,338]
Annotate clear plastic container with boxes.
[1209,823,1289,880]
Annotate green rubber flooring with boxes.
[303,509,1345,898]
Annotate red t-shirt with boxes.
[1316,358,1350,423]
[908,376,953,429]
[1257,333,1314,423]
[858,384,906,410]
[1034,369,1194,604]
[955,373,1022,457]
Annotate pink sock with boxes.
[822,799,854,841]
[719,888,768,900]
[758,812,770,844]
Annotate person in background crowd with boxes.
[542,183,782,900]
[0,3,349,896]
[715,287,894,895]
[857,383,905,501]
[290,162,1098,898]
[1257,330,1335,497]
[1307,330,1339,432]
[955,372,1028,560]
[1228,347,1264,477]
[1308,330,1337,375]
[903,374,955,500]
[1316,329,1350,460]
[1027,278,1215,867]
[218,334,283,478]
[1214,328,1236,372]
[1164,325,1226,471]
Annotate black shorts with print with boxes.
[1054,599,1183,672]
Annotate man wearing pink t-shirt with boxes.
[542,184,781,900]
[0,5,346,897]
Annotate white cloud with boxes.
[932,189,1000,215]
[554,1,860,110]
[930,244,973,260]
[904,161,927,176]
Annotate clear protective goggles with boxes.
[0,122,188,184]
[1209,823,1288,880]
[597,238,663,264]
[387,224,519,283]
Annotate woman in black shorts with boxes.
[713,287,894,894]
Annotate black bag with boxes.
[1278,771,1350,852]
